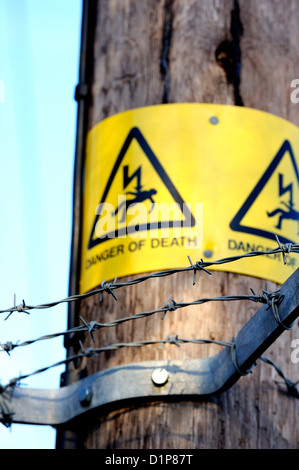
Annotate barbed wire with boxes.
[0,236,298,427]
[0,288,284,353]
[0,292,296,394]
[2,335,233,389]
[1,335,298,397]
[1,237,298,320]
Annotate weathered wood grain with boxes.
[239,0,299,126]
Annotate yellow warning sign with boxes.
[80,104,299,293]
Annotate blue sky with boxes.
[0,0,82,448]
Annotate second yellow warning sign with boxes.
[80,104,299,293]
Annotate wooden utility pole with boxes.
[68,0,299,449]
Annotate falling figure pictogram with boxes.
[267,173,299,235]
[113,164,157,223]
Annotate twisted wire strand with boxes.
[0,290,278,353]
[260,355,299,398]
[3,335,233,389]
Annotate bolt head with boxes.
[151,368,169,386]
[203,249,213,258]
[79,386,93,407]
[209,116,219,125]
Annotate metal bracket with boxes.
[1,268,299,427]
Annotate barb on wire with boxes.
[0,241,298,319]
[99,278,118,302]
[187,255,212,285]
[161,295,181,320]
[275,234,293,265]
[79,316,97,343]
[0,341,14,356]
[5,295,30,321]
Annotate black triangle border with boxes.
[88,127,196,249]
[230,139,299,244]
